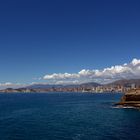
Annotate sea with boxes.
[0,92,140,140]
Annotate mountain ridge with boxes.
[1,79,140,93]
[26,82,101,89]
[26,79,140,89]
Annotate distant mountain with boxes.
[26,84,63,89]
[106,79,140,87]
[1,79,140,93]
[80,82,101,87]
[21,79,140,91]
[26,82,101,89]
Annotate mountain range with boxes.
[26,82,101,89]
[27,79,140,89]
[105,79,140,87]
[1,79,140,93]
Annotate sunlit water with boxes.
[0,93,140,140]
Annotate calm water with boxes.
[0,93,140,140]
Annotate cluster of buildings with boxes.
[0,83,140,93]
[82,84,139,93]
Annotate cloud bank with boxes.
[0,82,25,89]
[43,58,140,84]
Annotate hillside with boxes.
[26,82,101,89]
[106,79,140,88]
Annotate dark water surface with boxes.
[0,93,140,140]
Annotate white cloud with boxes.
[0,82,25,89]
[131,58,140,66]
[44,73,79,80]
[55,80,79,85]
[43,58,140,84]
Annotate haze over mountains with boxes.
[27,79,140,89]
[26,82,101,89]
[0,78,140,93]
[106,79,140,87]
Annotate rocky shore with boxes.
[116,89,140,108]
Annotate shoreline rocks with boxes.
[116,89,140,108]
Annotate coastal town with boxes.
[0,79,140,93]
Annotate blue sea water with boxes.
[0,93,140,140]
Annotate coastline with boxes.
[116,89,140,109]
[0,91,123,94]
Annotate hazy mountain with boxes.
[26,82,101,89]
[80,82,101,87]
[26,79,140,90]
[26,84,63,89]
[106,79,140,87]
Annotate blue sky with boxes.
[0,0,140,86]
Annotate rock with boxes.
[116,89,140,108]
